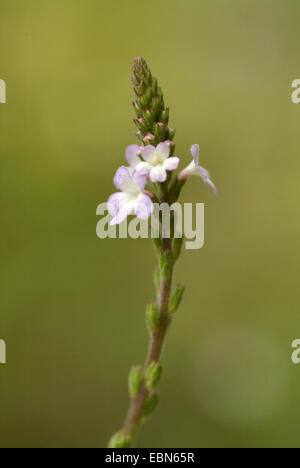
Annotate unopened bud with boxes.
[167,127,176,140]
[161,107,170,124]
[136,130,143,142]
[143,133,155,145]
[154,122,166,142]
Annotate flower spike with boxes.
[132,57,175,148]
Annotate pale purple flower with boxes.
[136,142,180,183]
[125,144,142,173]
[178,144,217,196]
[108,166,153,225]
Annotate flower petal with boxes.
[109,195,137,225]
[150,166,167,183]
[107,192,126,217]
[134,193,154,220]
[113,166,136,192]
[163,156,180,171]
[125,144,141,167]
[141,145,156,162]
[195,166,217,196]
[156,142,170,161]
[136,161,152,176]
[195,166,210,179]
[190,144,200,165]
[110,206,133,225]
[178,161,196,181]
[205,178,218,196]
[132,171,147,191]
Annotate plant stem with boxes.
[122,236,174,441]
[108,57,183,448]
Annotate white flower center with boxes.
[151,152,165,166]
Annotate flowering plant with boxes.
[107,57,216,448]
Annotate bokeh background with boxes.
[1,0,300,448]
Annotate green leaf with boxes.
[108,431,132,448]
[152,237,162,255]
[169,285,185,314]
[146,304,160,333]
[160,252,172,280]
[128,366,143,398]
[146,362,163,391]
[173,237,184,263]
[142,392,159,420]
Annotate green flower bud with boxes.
[144,86,153,108]
[146,304,160,333]
[169,285,185,314]
[154,122,167,143]
[143,132,155,145]
[142,392,159,420]
[128,365,143,398]
[132,100,143,118]
[108,431,132,448]
[134,117,150,135]
[146,361,163,391]
[151,96,162,121]
[167,127,176,140]
[136,130,143,142]
[161,107,169,124]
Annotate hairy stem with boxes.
[122,237,173,441]
[108,57,183,449]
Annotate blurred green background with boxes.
[1,0,300,448]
